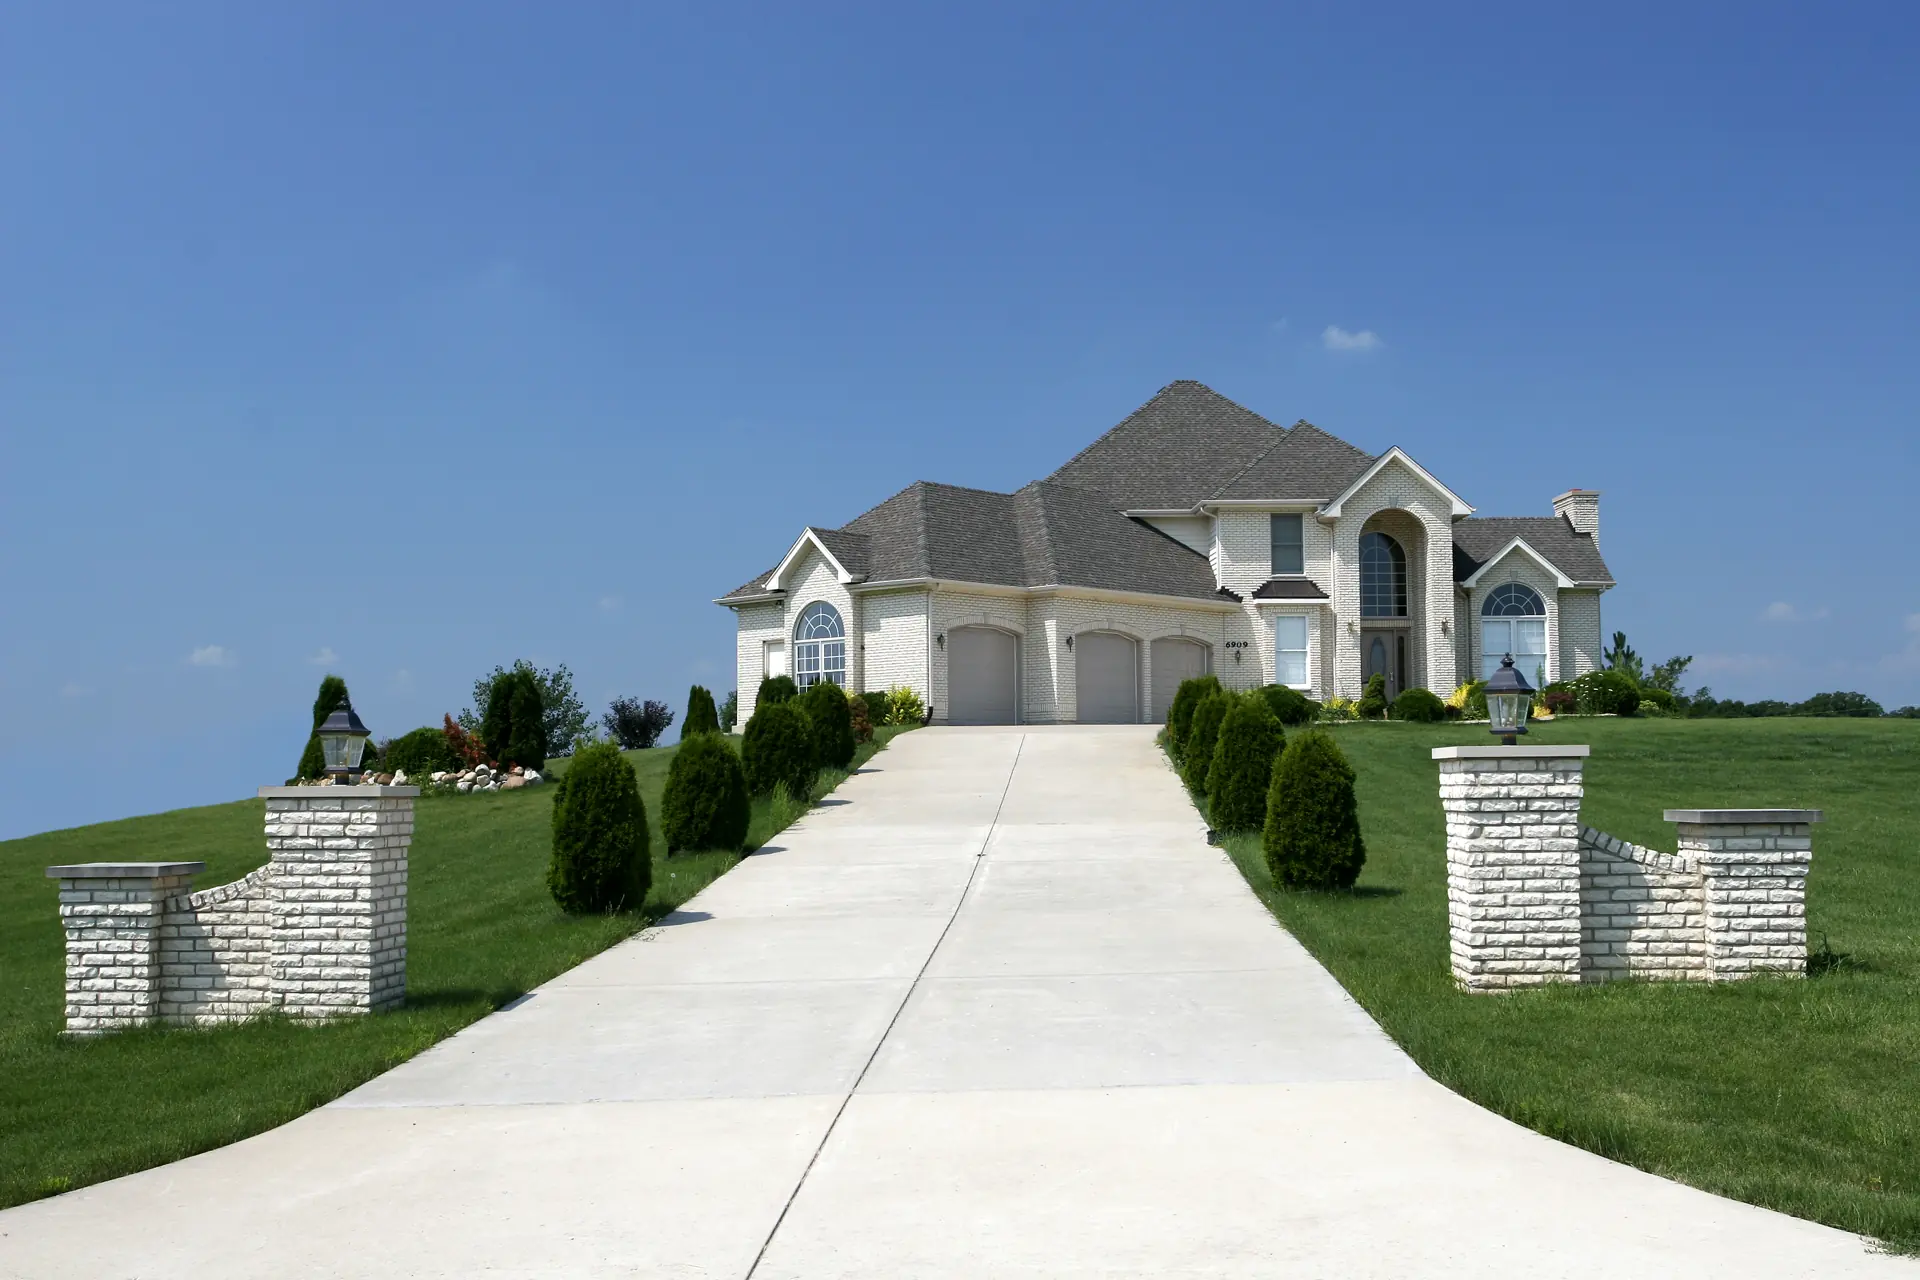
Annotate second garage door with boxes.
[1149,637,1211,724]
[1075,632,1139,723]
[947,626,1019,724]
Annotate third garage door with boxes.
[1075,632,1139,723]
[947,626,1018,724]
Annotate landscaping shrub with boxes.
[384,725,459,776]
[1318,695,1359,722]
[720,690,738,732]
[684,685,721,736]
[1264,730,1365,891]
[742,699,817,799]
[1167,674,1223,759]
[800,680,857,769]
[1208,694,1285,832]
[1357,673,1389,720]
[757,675,799,708]
[660,732,750,854]
[547,741,650,913]
[464,661,589,757]
[848,693,874,744]
[506,670,548,770]
[1636,686,1677,715]
[480,671,518,762]
[1391,687,1447,723]
[1542,687,1578,716]
[1569,669,1640,716]
[1180,690,1232,795]
[1256,683,1318,728]
[883,685,927,726]
[443,713,486,766]
[603,697,674,750]
[295,675,349,780]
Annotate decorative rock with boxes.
[457,780,473,793]
[501,775,525,790]
[523,770,543,785]
[430,771,448,783]
[391,770,409,786]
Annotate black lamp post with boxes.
[316,695,372,783]
[1485,654,1533,746]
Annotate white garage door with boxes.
[1075,632,1139,723]
[1149,637,1211,724]
[948,626,1018,724]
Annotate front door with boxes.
[1361,629,1406,700]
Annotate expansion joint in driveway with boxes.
[742,732,1027,1279]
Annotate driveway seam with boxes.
[742,732,1028,1280]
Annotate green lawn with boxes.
[1194,717,1920,1253]
[0,727,910,1210]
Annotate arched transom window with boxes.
[793,601,846,690]
[1480,582,1547,687]
[1359,532,1407,617]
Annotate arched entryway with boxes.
[947,626,1019,724]
[1358,511,1425,699]
[1075,631,1139,723]
[1149,637,1211,724]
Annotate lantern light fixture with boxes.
[1484,653,1533,746]
[316,695,373,784]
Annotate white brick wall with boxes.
[1558,589,1603,678]
[1328,460,1459,697]
[733,600,785,724]
[1578,830,1708,982]
[1463,546,1564,684]
[860,588,929,697]
[266,792,412,1018]
[160,865,275,1025]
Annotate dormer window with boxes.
[1270,514,1303,575]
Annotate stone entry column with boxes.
[1666,808,1820,978]
[45,862,205,1035]
[1433,746,1589,991]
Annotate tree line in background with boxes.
[1597,632,1914,719]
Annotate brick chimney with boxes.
[1553,489,1600,545]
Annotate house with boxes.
[718,381,1613,725]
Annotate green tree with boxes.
[479,670,517,764]
[547,742,650,913]
[742,700,816,799]
[506,670,547,769]
[719,690,738,732]
[462,661,589,756]
[295,675,349,780]
[800,680,856,770]
[1645,654,1694,697]
[684,686,720,736]
[1264,731,1365,890]
[1180,690,1232,796]
[757,675,799,708]
[660,733,750,854]
[1604,631,1645,684]
[1207,693,1284,832]
[1166,674,1223,760]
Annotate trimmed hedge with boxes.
[1208,693,1285,832]
[800,680,856,770]
[684,685,721,736]
[1569,669,1640,716]
[507,671,548,770]
[383,725,459,777]
[757,675,799,708]
[743,699,817,799]
[547,742,650,913]
[1358,674,1388,721]
[1257,684,1318,727]
[1391,687,1447,723]
[1264,730,1365,891]
[295,675,349,780]
[1180,690,1232,796]
[660,733,750,854]
[1166,675,1223,760]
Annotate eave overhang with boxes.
[1320,448,1475,520]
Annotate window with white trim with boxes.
[1270,513,1303,575]
[1480,582,1547,689]
[1360,531,1407,617]
[1273,614,1310,688]
[793,601,846,689]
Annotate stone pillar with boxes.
[260,786,417,1019]
[45,862,205,1035]
[1434,746,1590,991]
[1665,809,1819,979]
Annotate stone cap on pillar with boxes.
[1431,745,1591,760]
[45,861,206,880]
[1662,809,1824,825]
[257,785,422,798]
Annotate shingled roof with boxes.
[1210,422,1377,502]
[1452,517,1614,586]
[1046,381,1286,510]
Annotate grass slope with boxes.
[1193,717,1920,1253]
[0,727,909,1209]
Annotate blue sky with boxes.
[3,4,1916,839]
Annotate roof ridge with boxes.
[1206,430,1293,502]
[1044,381,1190,479]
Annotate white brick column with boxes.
[1434,745,1589,991]
[261,786,416,1019]
[45,862,204,1035]
[1666,808,1819,979]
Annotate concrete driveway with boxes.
[2,726,1910,1278]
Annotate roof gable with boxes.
[1208,422,1377,502]
[1321,447,1474,519]
[1046,381,1285,511]
[1453,516,1614,586]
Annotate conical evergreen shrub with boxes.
[742,699,817,800]
[296,675,349,780]
[684,685,720,736]
[1166,674,1222,760]
[1256,683,1318,727]
[757,675,798,708]
[1180,689,1232,795]
[661,733,750,854]
[547,742,650,913]
[1208,693,1285,832]
[506,670,547,769]
[1264,730,1365,890]
[800,680,856,770]
[480,670,517,763]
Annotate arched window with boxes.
[1359,532,1407,617]
[793,602,846,690]
[1480,583,1547,687]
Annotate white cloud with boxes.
[1762,601,1829,623]
[308,646,339,666]
[1322,325,1381,352]
[189,645,234,668]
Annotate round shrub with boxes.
[743,700,817,799]
[547,742,650,913]
[1357,674,1389,720]
[1569,669,1640,716]
[800,680,857,770]
[1636,686,1676,714]
[507,670,548,770]
[883,686,926,726]
[757,675,799,708]
[848,692,874,744]
[1166,674,1223,759]
[660,733,750,854]
[1264,731,1365,891]
[384,725,460,777]
[1256,684,1317,728]
[684,685,721,736]
[1208,694,1285,832]
[1391,687,1447,723]
[1180,690,1232,796]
